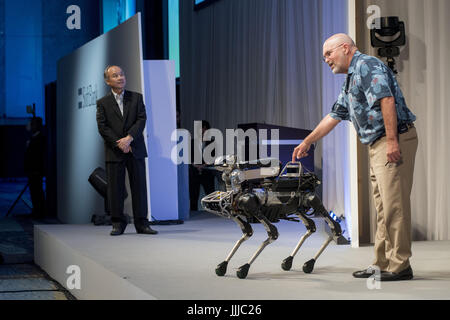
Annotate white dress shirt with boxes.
[112,90,124,115]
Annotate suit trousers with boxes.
[189,165,216,211]
[106,155,149,227]
[369,127,418,273]
[28,173,46,218]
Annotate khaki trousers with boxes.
[369,127,418,273]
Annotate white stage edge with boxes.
[34,225,155,300]
[35,214,450,300]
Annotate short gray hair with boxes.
[104,65,122,80]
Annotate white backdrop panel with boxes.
[143,60,179,221]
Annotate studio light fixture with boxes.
[370,16,406,74]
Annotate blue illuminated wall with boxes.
[0,1,4,118]
[168,0,180,78]
[1,0,100,119]
[4,0,43,118]
[102,0,136,33]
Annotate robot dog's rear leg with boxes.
[282,213,316,271]
[236,215,278,279]
[302,236,334,273]
[215,216,253,277]
[301,194,343,274]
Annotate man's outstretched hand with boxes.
[292,141,311,162]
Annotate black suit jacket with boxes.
[191,138,216,165]
[24,131,46,176]
[96,90,148,162]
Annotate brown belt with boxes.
[370,123,415,146]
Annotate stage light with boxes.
[329,211,342,223]
[370,16,406,74]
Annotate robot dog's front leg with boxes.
[301,194,342,273]
[234,193,279,279]
[236,213,278,279]
[216,216,253,276]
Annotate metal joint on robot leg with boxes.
[298,211,317,233]
[305,194,342,237]
[255,212,279,240]
[266,224,279,241]
[234,216,254,239]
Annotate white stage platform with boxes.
[34,212,450,300]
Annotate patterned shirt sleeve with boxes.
[358,59,394,109]
[329,90,349,121]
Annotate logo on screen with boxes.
[77,84,98,109]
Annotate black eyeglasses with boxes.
[322,43,345,62]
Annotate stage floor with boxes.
[35,212,450,300]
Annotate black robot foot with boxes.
[236,264,250,279]
[281,256,293,271]
[215,261,228,276]
[303,259,316,274]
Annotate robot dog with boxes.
[201,155,342,279]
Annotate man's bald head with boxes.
[323,34,357,74]
[324,33,356,49]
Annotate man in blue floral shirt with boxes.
[292,34,418,281]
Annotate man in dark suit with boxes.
[24,117,46,219]
[189,120,216,211]
[96,65,157,236]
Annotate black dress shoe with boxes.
[136,226,158,235]
[380,266,413,281]
[110,223,127,236]
[352,265,381,278]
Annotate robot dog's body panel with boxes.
[201,156,342,279]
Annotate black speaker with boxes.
[88,167,129,199]
[88,167,108,198]
[88,167,128,225]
